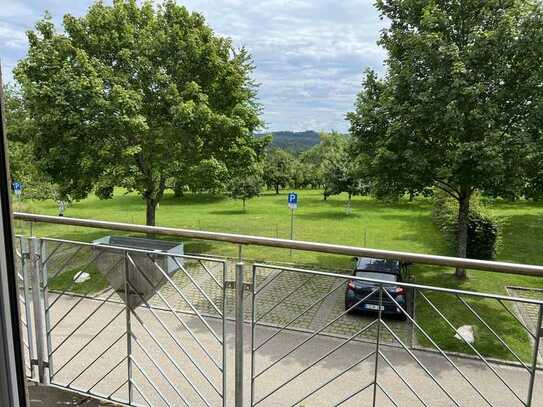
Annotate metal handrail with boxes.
[13,211,543,276]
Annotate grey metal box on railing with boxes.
[92,236,183,308]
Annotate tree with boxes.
[262,148,294,194]
[228,174,262,211]
[15,0,263,226]
[321,137,368,205]
[348,0,543,278]
[186,158,228,194]
[3,85,57,201]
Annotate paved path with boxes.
[35,295,543,407]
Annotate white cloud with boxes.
[0,0,386,131]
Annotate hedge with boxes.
[433,194,499,260]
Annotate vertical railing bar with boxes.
[39,241,63,268]
[250,264,257,407]
[222,261,227,407]
[124,251,133,405]
[235,262,244,407]
[20,238,35,380]
[526,304,543,406]
[410,287,417,349]
[30,238,47,384]
[40,239,53,381]
[372,285,382,407]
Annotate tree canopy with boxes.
[348,0,543,277]
[15,0,264,225]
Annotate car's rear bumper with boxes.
[346,290,406,316]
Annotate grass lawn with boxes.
[47,263,109,295]
[13,189,543,361]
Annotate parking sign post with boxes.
[287,193,298,255]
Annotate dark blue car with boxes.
[345,257,409,319]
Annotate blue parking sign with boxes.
[288,192,298,209]
[13,182,21,192]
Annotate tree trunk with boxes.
[173,184,184,198]
[146,198,158,227]
[275,184,279,194]
[455,190,471,279]
[243,198,246,211]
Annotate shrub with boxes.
[433,193,499,260]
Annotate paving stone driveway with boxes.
[507,286,543,357]
[146,259,412,346]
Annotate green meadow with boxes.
[13,189,543,361]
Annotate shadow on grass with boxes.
[161,192,228,206]
[209,209,247,216]
[297,211,362,220]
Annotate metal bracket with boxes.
[30,360,49,368]
[224,280,252,291]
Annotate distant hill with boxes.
[257,131,321,152]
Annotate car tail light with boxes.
[347,280,355,289]
[395,287,405,295]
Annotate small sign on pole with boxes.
[287,192,298,209]
[13,181,22,200]
[287,193,298,255]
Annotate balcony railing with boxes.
[13,212,543,406]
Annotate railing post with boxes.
[235,262,245,407]
[30,237,48,384]
[20,238,36,380]
[124,251,134,404]
[527,304,542,406]
[40,239,53,381]
[372,285,382,407]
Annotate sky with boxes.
[0,0,386,132]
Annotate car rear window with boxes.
[355,271,398,282]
